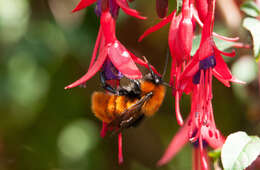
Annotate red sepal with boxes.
[116,0,146,20]
[212,70,231,87]
[129,52,160,75]
[157,116,190,166]
[108,41,142,79]
[214,53,232,80]
[65,46,108,89]
[138,11,175,42]
[72,0,97,12]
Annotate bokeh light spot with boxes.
[232,56,258,83]
[0,0,30,43]
[58,119,99,161]
[7,52,50,108]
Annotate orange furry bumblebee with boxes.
[91,60,169,130]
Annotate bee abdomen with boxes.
[91,92,112,123]
[115,96,127,115]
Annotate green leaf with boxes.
[240,1,260,17]
[209,149,221,161]
[221,131,260,170]
[191,35,235,56]
[243,17,260,60]
[176,0,183,15]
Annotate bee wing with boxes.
[108,92,153,131]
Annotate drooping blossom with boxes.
[178,0,244,93]
[67,0,154,164]
[138,0,239,126]
[65,10,156,89]
[157,101,225,169]
[157,0,244,169]
[72,0,146,20]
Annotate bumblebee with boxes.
[91,58,169,131]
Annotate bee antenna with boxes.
[162,48,169,79]
[162,82,171,88]
[142,56,155,78]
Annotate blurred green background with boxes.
[0,0,259,170]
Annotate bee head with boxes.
[143,50,171,87]
[144,72,162,85]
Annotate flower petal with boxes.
[89,27,103,70]
[214,46,236,57]
[192,6,239,42]
[157,118,190,166]
[197,38,214,60]
[230,77,246,84]
[180,56,200,80]
[139,11,175,42]
[212,33,239,42]
[72,0,97,13]
[201,126,224,149]
[129,52,160,75]
[214,53,232,80]
[108,41,142,79]
[212,70,231,87]
[194,0,208,22]
[65,46,108,89]
[115,0,147,20]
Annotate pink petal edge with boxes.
[214,53,232,80]
[191,6,239,42]
[129,52,160,75]
[108,41,142,79]
[72,0,97,13]
[116,0,147,20]
[138,11,175,42]
[157,118,190,166]
[65,46,108,89]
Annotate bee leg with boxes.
[100,71,129,96]
[129,114,145,127]
[119,92,153,129]
[100,71,114,93]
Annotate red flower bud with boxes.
[195,0,208,22]
[178,0,193,61]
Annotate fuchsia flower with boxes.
[66,0,247,167]
[139,0,240,126]
[157,0,244,169]
[67,1,157,164]
[178,1,244,93]
[72,0,146,19]
[65,10,155,89]
[66,0,164,165]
